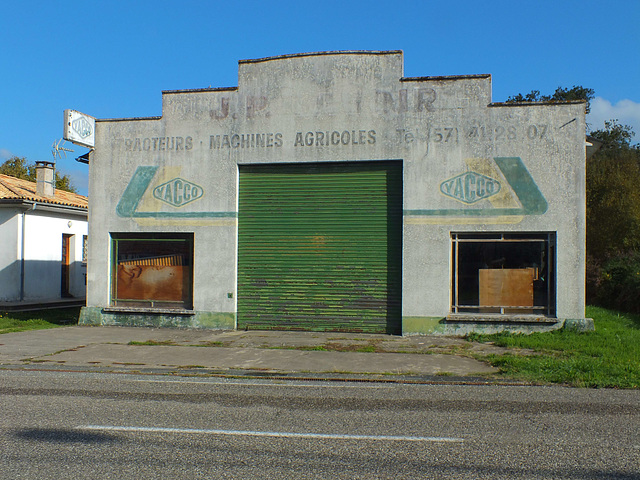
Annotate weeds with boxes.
[0,307,80,334]
[467,306,640,388]
[196,341,226,347]
[128,340,178,346]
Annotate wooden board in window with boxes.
[479,268,536,313]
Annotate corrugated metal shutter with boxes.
[238,161,402,333]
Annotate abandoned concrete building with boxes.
[79,50,591,334]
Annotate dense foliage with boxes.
[586,122,640,312]
[0,156,77,193]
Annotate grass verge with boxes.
[0,307,81,334]
[467,306,640,388]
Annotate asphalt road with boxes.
[1,370,638,479]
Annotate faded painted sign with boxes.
[440,171,501,204]
[405,157,547,225]
[116,166,236,226]
[153,178,204,207]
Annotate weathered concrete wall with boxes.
[83,51,587,333]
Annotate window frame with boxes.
[110,233,194,310]
[82,235,88,265]
[451,232,556,316]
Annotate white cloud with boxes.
[0,148,12,160]
[587,97,640,143]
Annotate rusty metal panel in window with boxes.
[237,161,402,333]
[111,234,193,310]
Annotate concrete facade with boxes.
[80,51,588,334]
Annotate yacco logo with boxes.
[153,178,203,207]
[72,116,92,139]
[116,166,236,224]
[440,172,500,204]
[403,157,548,222]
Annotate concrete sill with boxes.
[446,314,559,324]
[103,307,196,316]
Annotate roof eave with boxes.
[0,199,88,214]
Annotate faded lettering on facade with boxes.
[124,136,193,152]
[293,130,376,147]
[377,88,437,113]
[209,133,283,149]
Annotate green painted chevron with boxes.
[116,166,236,218]
[404,157,547,217]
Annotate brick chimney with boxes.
[35,161,55,197]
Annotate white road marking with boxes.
[77,425,463,443]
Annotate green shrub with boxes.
[593,252,640,314]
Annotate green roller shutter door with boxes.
[237,161,402,333]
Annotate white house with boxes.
[0,162,88,307]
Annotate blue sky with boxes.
[2,0,638,196]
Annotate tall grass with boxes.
[469,306,640,388]
[0,307,80,334]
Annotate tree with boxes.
[586,121,640,260]
[506,85,595,113]
[0,156,32,179]
[585,121,640,311]
[0,156,78,193]
[589,119,637,151]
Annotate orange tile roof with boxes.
[0,174,88,209]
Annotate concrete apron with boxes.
[28,344,496,376]
[0,326,500,377]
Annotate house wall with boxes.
[0,209,20,301]
[81,51,587,333]
[1,206,88,303]
[22,210,88,300]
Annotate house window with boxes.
[451,233,555,316]
[111,233,193,310]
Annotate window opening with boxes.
[451,233,555,316]
[82,235,88,264]
[111,233,193,310]
[61,234,72,297]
